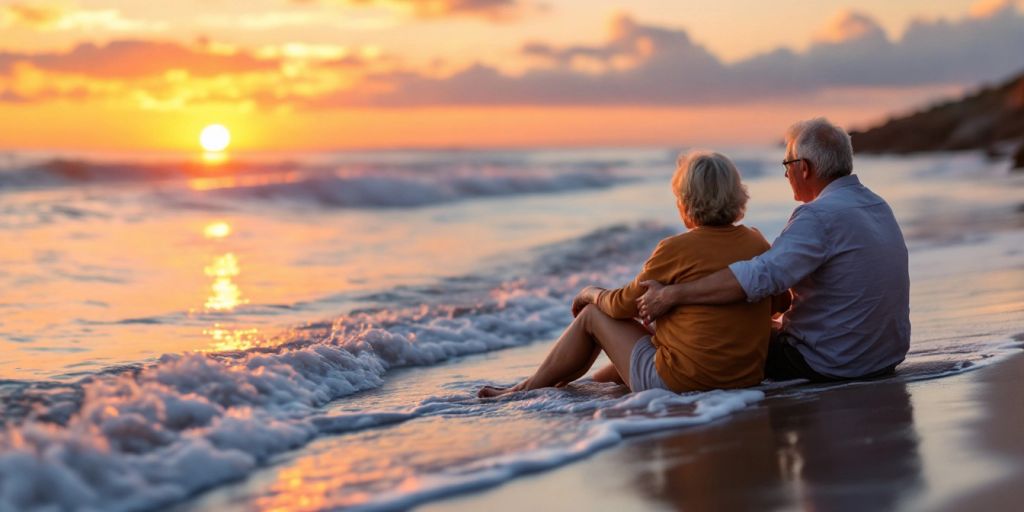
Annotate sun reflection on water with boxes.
[204,252,245,311]
[204,221,232,239]
[204,325,263,352]
[201,151,229,166]
[246,416,561,510]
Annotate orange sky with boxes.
[0,0,1021,152]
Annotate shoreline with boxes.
[424,346,1024,512]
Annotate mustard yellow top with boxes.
[596,225,775,392]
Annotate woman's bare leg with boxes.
[592,363,625,385]
[554,345,603,387]
[479,305,648,397]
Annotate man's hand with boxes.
[571,286,603,317]
[636,280,670,326]
[636,269,744,325]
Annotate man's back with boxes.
[730,174,910,377]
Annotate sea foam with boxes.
[351,388,765,512]
[0,223,668,511]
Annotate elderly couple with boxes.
[479,118,910,398]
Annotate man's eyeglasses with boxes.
[782,158,805,177]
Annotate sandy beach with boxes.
[426,345,1024,512]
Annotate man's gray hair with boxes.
[786,117,854,180]
[673,150,749,227]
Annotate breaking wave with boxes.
[0,222,669,511]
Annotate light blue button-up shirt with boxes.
[729,174,910,378]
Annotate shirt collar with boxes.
[817,174,860,200]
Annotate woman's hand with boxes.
[636,280,670,326]
[571,294,589,317]
[571,286,603,317]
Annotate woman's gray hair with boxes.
[672,150,749,227]
[786,117,854,181]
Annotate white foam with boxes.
[0,224,664,511]
[350,389,764,512]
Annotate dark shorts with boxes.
[765,330,897,382]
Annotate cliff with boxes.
[849,71,1024,169]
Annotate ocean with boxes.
[0,147,1022,511]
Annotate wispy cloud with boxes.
[0,3,64,29]
[0,40,278,79]
[298,0,530,21]
[0,2,165,32]
[198,10,397,31]
[0,38,384,109]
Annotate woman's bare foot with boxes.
[477,385,509,398]
[477,381,527,398]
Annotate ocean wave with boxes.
[0,158,300,189]
[0,222,668,511]
[184,167,635,210]
[0,157,647,217]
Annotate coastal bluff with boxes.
[849,71,1024,170]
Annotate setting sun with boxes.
[200,124,231,152]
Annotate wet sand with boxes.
[424,347,1024,512]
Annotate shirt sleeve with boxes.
[729,206,829,302]
[596,238,677,319]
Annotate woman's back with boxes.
[596,224,772,391]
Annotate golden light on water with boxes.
[204,221,232,239]
[202,151,229,165]
[204,325,263,352]
[200,124,231,152]
[204,252,245,311]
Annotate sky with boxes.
[1,0,1023,152]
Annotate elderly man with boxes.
[637,118,910,381]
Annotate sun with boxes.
[200,124,231,152]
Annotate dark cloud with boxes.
[0,40,280,79]
[329,7,1024,107]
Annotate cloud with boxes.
[0,39,382,108]
[812,9,886,43]
[0,3,63,29]
[0,3,165,32]
[0,40,280,79]
[968,0,1020,18]
[297,0,526,20]
[3,3,1024,111]
[198,10,397,31]
[318,5,1024,107]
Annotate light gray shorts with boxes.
[629,335,671,393]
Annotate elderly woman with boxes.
[479,151,787,397]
